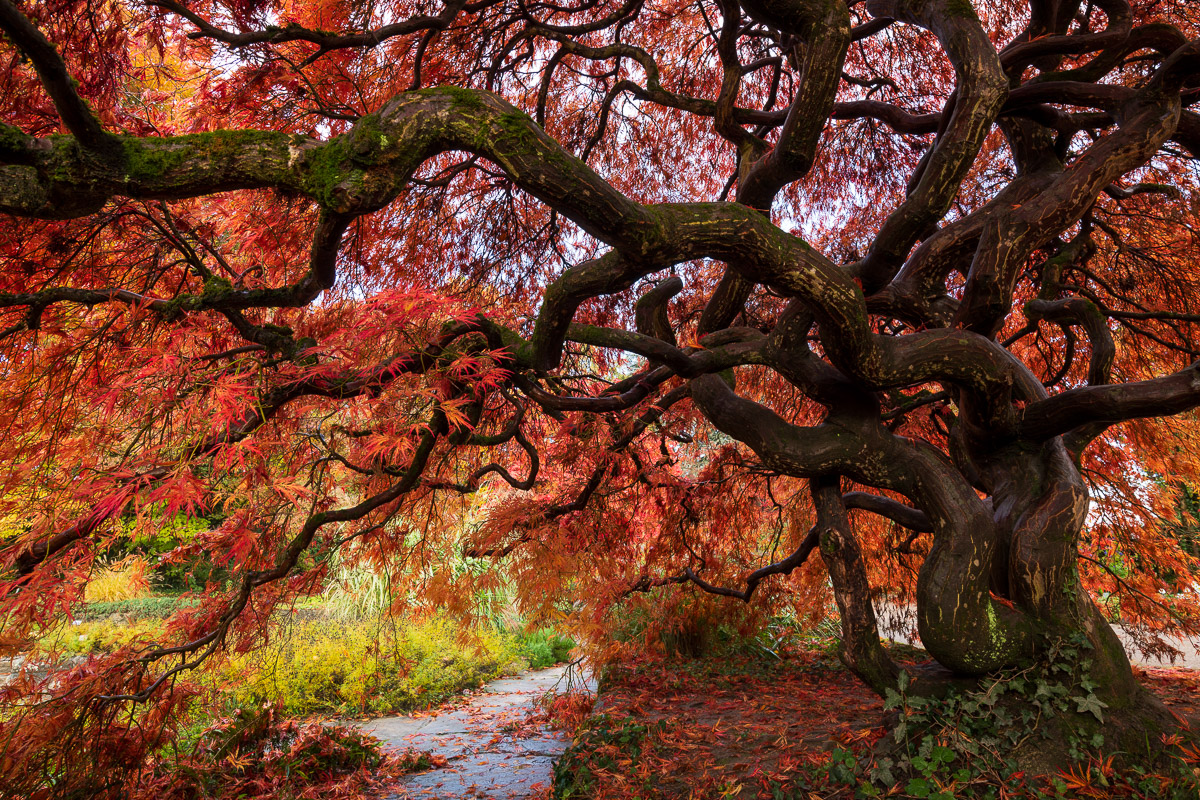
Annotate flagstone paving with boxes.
[360,664,594,799]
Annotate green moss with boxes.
[496,110,534,137]
[257,323,298,354]
[293,336,319,365]
[984,602,1009,657]
[474,108,544,160]
[346,112,386,157]
[39,135,87,182]
[120,130,288,183]
[121,136,189,181]
[491,323,536,368]
[157,275,238,321]
[298,116,408,212]
[298,134,353,209]
[426,85,487,111]
[944,0,979,18]
[201,274,233,299]
[0,122,31,160]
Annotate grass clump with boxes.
[84,556,152,603]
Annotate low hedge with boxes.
[75,596,200,621]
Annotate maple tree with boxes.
[4,0,1200,792]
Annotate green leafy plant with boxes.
[321,561,401,621]
[822,635,1200,799]
[519,628,576,669]
[139,704,405,799]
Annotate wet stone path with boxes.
[360,665,592,799]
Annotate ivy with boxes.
[826,636,1143,798]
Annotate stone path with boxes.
[359,664,593,799]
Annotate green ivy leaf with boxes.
[1073,693,1108,723]
[931,745,955,765]
[906,777,931,798]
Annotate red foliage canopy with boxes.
[3,0,1200,792]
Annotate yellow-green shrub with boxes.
[211,615,521,716]
[33,612,561,721]
[35,619,164,655]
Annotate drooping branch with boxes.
[7,318,487,575]
[1019,360,1200,442]
[148,0,474,55]
[102,418,444,702]
[0,0,121,156]
[522,26,786,129]
[683,523,818,594]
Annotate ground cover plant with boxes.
[5,0,1200,795]
[553,645,1200,799]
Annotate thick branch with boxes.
[853,0,1009,291]
[813,477,899,696]
[843,491,933,532]
[1019,361,1200,442]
